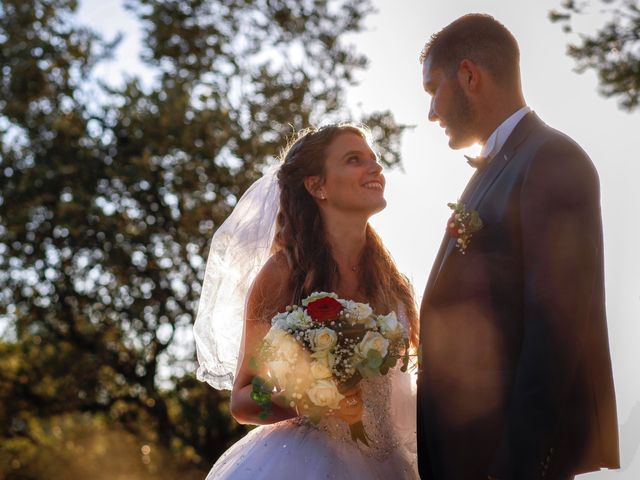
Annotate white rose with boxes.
[309,360,332,379]
[376,312,405,341]
[311,350,336,369]
[280,336,302,361]
[271,311,290,328]
[307,327,338,352]
[340,300,375,327]
[272,316,289,331]
[307,379,344,409]
[265,328,302,361]
[268,360,293,388]
[355,331,390,359]
[302,291,339,307]
[272,309,312,331]
[292,356,313,388]
[264,325,286,344]
[286,308,313,329]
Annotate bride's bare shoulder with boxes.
[253,250,291,290]
[246,251,292,321]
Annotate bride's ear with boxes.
[304,176,326,201]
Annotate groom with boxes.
[417,14,619,480]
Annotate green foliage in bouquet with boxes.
[249,292,411,445]
[250,377,274,421]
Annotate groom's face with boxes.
[422,56,475,149]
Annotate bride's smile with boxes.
[311,132,387,216]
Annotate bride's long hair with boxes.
[274,124,419,349]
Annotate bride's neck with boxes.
[323,213,368,272]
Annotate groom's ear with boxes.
[457,59,481,94]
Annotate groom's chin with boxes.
[448,140,464,150]
[447,134,475,150]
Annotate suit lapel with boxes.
[428,112,545,293]
[465,112,543,210]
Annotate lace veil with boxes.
[194,165,281,390]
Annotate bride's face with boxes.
[309,132,386,216]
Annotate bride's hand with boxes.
[331,386,363,425]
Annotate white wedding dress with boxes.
[206,314,419,480]
[194,167,419,478]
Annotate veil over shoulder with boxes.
[193,165,281,390]
[194,162,419,479]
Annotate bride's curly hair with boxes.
[273,124,419,349]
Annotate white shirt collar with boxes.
[480,106,531,159]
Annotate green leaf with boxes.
[308,411,322,424]
[379,355,398,375]
[258,410,272,420]
[251,376,266,389]
[469,211,483,230]
[365,349,383,370]
[401,350,410,372]
[357,365,378,379]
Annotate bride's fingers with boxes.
[344,409,363,424]
[340,394,358,406]
[337,395,363,419]
[342,392,362,407]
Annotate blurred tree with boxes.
[549,0,640,111]
[0,0,407,476]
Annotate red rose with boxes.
[447,214,460,238]
[306,297,343,323]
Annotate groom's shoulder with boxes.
[523,116,596,172]
[523,119,600,194]
[527,116,591,161]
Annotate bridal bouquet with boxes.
[250,292,410,445]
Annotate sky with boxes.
[76,0,640,476]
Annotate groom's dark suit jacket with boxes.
[417,112,619,480]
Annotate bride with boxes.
[194,124,420,479]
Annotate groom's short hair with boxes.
[420,14,520,88]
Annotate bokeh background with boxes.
[1,0,638,478]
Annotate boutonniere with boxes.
[446,201,483,254]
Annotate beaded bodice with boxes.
[315,368,402,460]
[286,308,413,461]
